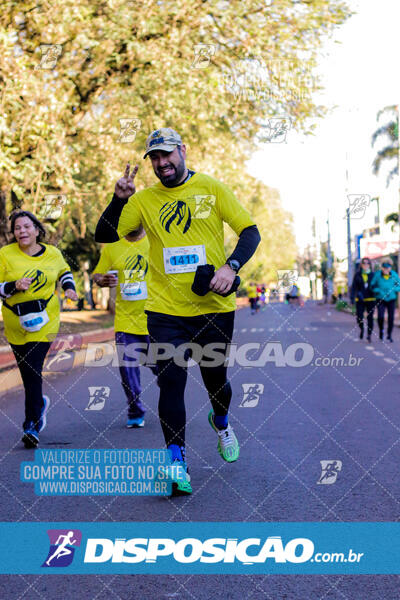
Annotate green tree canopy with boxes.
[0,0,351,278]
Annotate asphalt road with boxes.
[0,301,399,599]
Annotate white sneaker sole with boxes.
[38,395,50,433]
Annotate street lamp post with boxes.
[327,212,333,299]
[346,206,353,295]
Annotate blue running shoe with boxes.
[22,423,39,449]
[126,416,145,428]
[37,395,50,433]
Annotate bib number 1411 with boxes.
[163,245,206,274]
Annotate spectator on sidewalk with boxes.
[371,258,400,342]
[351,257,376,342]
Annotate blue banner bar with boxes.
[0,522,399,574]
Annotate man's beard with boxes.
[156,158,186,187]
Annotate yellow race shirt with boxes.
[247,286,257,299]
[117,173,256,316]
[93,237,150,335]
[0,243,71,344]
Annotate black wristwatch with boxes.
[226,259,240,273]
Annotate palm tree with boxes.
[371,105,398,186]
[385,211,398,231]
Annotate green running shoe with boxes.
[157,460,192,496]
[208,410,240,462]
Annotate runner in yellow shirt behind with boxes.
[247,282,259,315]
[93,228,157,428]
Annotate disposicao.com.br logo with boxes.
[83,536,363,565]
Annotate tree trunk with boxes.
[0,190,9,247]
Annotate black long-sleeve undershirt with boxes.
[227,224,261,270]
[95,194,127,243]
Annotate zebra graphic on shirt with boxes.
[23,269,47,292]
[159,200,191,233]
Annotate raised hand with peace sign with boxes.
[114,163,139,199]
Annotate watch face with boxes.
[229,260,239,272]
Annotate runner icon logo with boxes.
[260,117,291,143]
[42,194,67,220]
[86,386,110,411]
[239,383,264,408]
[191,194,216,219]
[44,334,82,373]
[42,529,82,567]
[191,43,216,69]
[347,194,370,219]
[118,118,142,143]
[277,269,298,292]
[317,460,342,485]
[35,44,62,70]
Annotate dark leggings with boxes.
[377,299,396,337]
[146,311,234,447]
[10,342,51,430]
[355,300,375,336]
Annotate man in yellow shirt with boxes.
[93,228,157,428]
[247,282,259,315]
[96,128,261,495]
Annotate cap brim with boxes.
[143,143,178,158]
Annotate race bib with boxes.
[163,245,206,274]
[120,281,148,301]
[19,309,49,333]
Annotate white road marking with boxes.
[384,358,397,364]
[373,351,384,356]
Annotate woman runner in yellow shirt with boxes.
[0,211,78,448]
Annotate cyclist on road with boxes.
[0,211,77,448]
[93,228,158,428]
[95,128,261,495]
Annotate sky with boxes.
[247,0,400,258]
